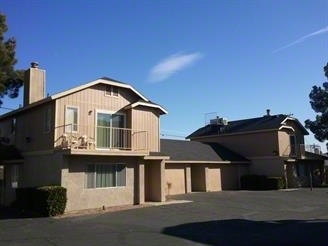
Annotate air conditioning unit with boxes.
[210,117,228,126]
[210,118,220,125]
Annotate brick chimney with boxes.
[23,62,46,106]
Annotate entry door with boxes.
[96,112,125,149]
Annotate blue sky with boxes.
[1,1,328,149]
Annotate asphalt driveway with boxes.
[1,189,328,246]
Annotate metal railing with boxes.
[282,144,322,158]
[54,124,148,151]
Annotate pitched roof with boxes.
[124,99,168,115]
[160,139,249,162]
[187,114,309,139]
[0,77,167,119]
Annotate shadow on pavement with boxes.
[0,206,42,220]
[162,219,327,246]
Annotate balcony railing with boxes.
[54,124,148,152]
[282,144,322,158]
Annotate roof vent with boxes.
[266,109,271,116]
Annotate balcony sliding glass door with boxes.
[96,112,125,149]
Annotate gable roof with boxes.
[124,99,168,115]
[0,77,167,119]
[51,77,148,101]
[160,139,249,162]
[187,114,309,139]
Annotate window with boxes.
[11,118,16,134]
[65,106,78,133]
[96,112,125,149]
[289,135,296,156]
[105,85,119,97]
[11,165,20,188]
[44,107,51,133]
[85,164,126,188]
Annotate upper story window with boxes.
[11,118,16,135]
[105,85,119,97]
[44,107,51,133]
[289,135,296,156]
[65,106,78,133]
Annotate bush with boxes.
[14,187,36,210]
[241,175,284,190]
[37,186,67,216]
[14,185,67,216]
[240,175,267,190]
[265,177,285,190]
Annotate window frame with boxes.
[289,134,297,156]
[85,163,127,189]
[65,105,79,133]
[105,85,119,97]
[43,106,52,133]
[11,118,16,135]
[95,109,126,150]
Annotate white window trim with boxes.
[95,109,126,150]
[105,85,119,97]
[85,163,127,189]
[65,105,79,133]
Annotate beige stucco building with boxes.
[1,64,326,212]
[0,63,169,211]
[187,112,327,188]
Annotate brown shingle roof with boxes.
[187,114,309,139]
[160,139,249,162]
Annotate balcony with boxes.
[282,144,322,158]
[54,124,148,152]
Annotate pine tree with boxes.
[305,63,328,141]
[0,13,24,106]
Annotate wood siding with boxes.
[131,107,160,152]
[55,84,160,151]
[0,101,55,152]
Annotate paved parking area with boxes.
[1,189,328,246]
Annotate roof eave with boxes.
[124,101,168,115]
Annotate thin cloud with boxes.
[273,25,328,53]
[148,52,203,82]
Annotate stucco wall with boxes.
[191,164,206,192]
[206,166,221,191]
[249,157,284,177]
[22,153,62,187]
[63,155,138,211]
[165,163,186,195]
[145,160,165,202]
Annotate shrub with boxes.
[265,177,285,190]
[240,175,284,190]
[36,186,67,216]
[14,185,67,216]
[14,187,36,210]
[240,175,267,190]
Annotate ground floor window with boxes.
[85,164,126,188]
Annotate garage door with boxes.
[165,164,186,195]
